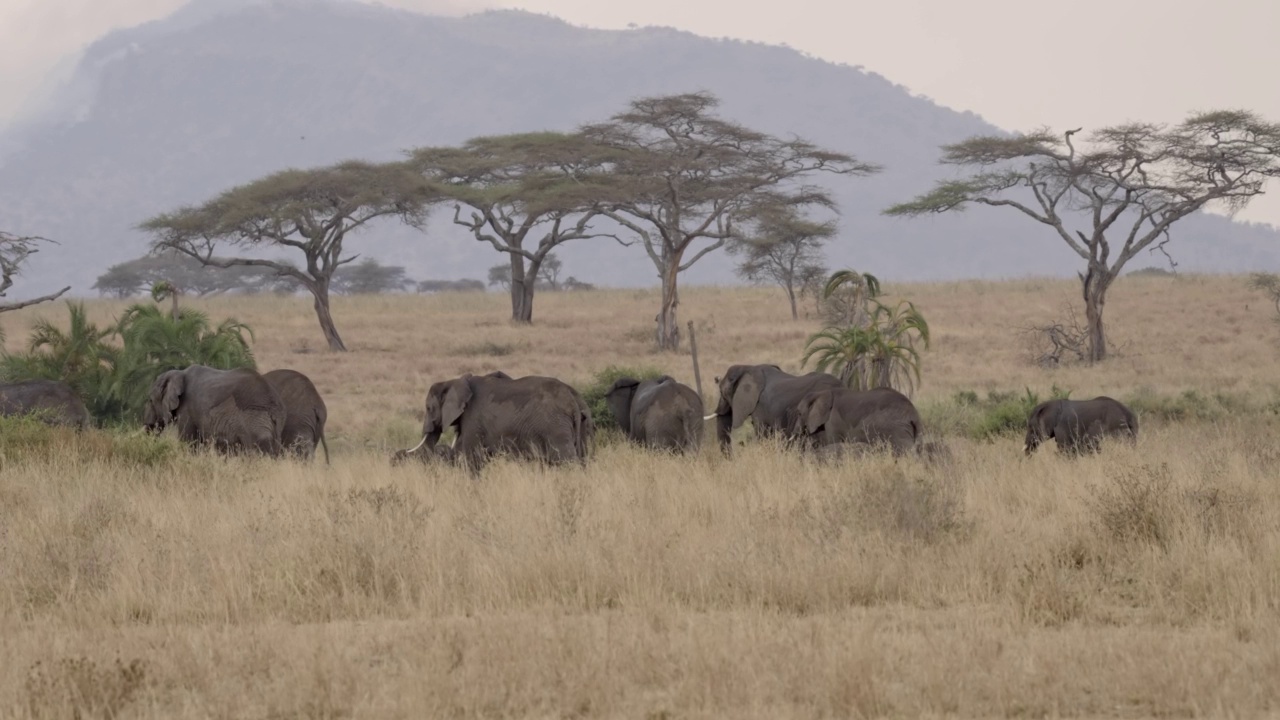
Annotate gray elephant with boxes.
[713,364,842,454]
[143,365,286,456]
[1024,396,1138,455]
[0,379,90,429]
[398,372,593,474]
[792,386,922,456]
[605,375,704,453]
[263,369,330,463]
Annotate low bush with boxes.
[0,415,178,468]
[577,365,667,433]
[920,386,1070,440]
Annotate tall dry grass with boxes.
[2,274,1279,717]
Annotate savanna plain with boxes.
[3,275,1280,719]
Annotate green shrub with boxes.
[578,365,667,433]
[920,386,1071,440]
[0,415,178,467]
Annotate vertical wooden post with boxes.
[687,320,704,402]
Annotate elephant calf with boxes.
[793,386,922,457]
[0,379,90,429]
[1024,396,1138,455]
[397,372,593,474]
[264,369,330,463]
[605,375,704,454]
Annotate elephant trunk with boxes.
[716,412,733,455]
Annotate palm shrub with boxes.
[819,268,881,327]
[801,270,930,396]
[0,301,256,425]
[110,303,256,418]
[0,302,121,420]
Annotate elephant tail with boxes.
[316,408,330,464]
[574,406,594,461]
[319,434,331,465]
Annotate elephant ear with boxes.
[730,367,764,430]
[1036,401,1062,437]
[441,377,474,429]
[155,370,184,423]
[608,377,641,395]
[803,391,834,435]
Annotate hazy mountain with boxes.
[0,0,1275,297]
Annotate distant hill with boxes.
[1,0,1277,297]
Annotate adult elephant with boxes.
[792,386,922,456]
[0,379,90,429]
[712,364,842,454]
[397,372,592,474]
[1024,396,1138,455]
[605,375,704,453]
[142,365,285,456]
[263,369,330,463]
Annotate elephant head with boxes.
[1024,400,1063,455]
[423,374,478,448]
[793,389,836,441]
[716,365,773,443]
[391,442,455,467]
[143,369,184,433]
[605,377,641,434]
[715,365,761,428]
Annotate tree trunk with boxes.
[656,263,681,351]
[309,282,346,352]
[785,284,798,320]
[1081,267,1113,363]
[509,253,535,324]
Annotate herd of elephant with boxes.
[0,360,1140,472]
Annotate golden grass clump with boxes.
[1,273,1279,717]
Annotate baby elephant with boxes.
[1024,397,1138,455]
[605,375,704,453]
[793,386,922,457]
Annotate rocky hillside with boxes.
[1,0,1275,296]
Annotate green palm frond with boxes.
[801,289,931,396]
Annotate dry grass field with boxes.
[2,274,1280,718]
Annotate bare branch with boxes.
[0,286,70,314]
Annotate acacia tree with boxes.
[0,232,70,314]
[141,160,435,351]
[887,110,1280,362]
[409,133,615,324]
[582,92,879,350]
[729,201,835,320]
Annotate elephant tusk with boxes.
[703,413,718,421]
[406,435,429,454]
[450,435,458,449]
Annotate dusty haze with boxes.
[3,0,1278,227]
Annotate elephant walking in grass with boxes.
[143,365,286,457]
[395,372,592,474]
[263,369,330,463]
[792,386,922,457]
[605,375,704,453]
[1024,396,1138,455]
[712,364,842,454]
[0,380,90,429]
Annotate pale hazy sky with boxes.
[4,0,1280,224]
